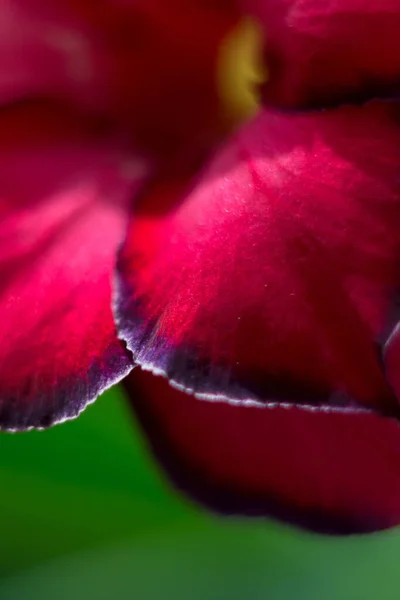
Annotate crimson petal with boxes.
[241,0,400,109]
[0,101,145,431]
[115,101,400,416]
[125,369,400,534]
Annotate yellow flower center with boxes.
[217,17,267,128]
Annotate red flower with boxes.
[2,0,400,534]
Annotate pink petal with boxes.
[126,369,400,534]
[115,101,400,416]
[241,0,400,108]
[0,100,146,430]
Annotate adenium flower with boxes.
[2,0,400,535]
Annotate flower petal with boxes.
[241,0,400,108]
[0,101,146,431]
[126,369,400,534]
[115,101,400,416]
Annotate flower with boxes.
[2,0,400,535]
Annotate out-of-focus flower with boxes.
[2,0,400,535]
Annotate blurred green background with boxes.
[1,385,400,600]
